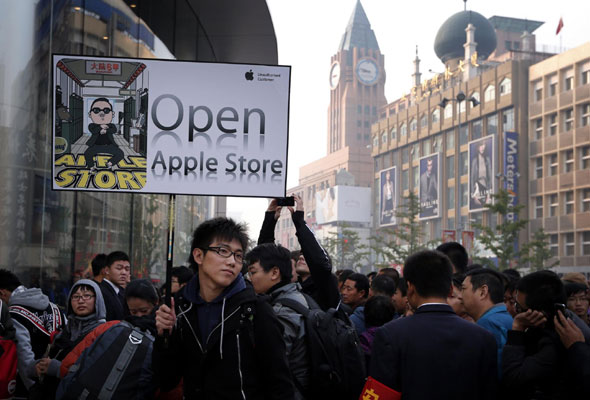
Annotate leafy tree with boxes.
[521,227,559,271]
[370,191,435,266]
[471,189,528,270]
[323,224,369,271]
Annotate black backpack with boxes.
[275,296,366,400]
[56,321,155,400]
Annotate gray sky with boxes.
[228,0,590,237]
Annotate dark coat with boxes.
[86,123,117,146]
[258,210,340,311]
[566,341,590,396]
[502,327,579,399]
[98,280,126,321]
[152,276,294,400]
[370,304,498,400]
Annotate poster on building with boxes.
[315,186,371,225]
[379,166,396,227]
[468,135,495,212]
[418,153,439,220]
[52,55,291,197]
[442,229,456,243]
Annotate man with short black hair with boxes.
[154,217,294,399]
[341,273,369,311]
[370,250,497,399]
[91,253,107,283]
[99,251,130,321]
[461,268,513,375]
[436,241,468,274]
[246,243,311,400]
[170,266,193,294]
[392,277,409,316]
[351,275,397,334]
[502,270,590,399]
[377,267,400,287]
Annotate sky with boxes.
[227,0,590,237]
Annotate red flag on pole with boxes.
[556,17,564,35]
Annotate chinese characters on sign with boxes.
[85,61,122,75]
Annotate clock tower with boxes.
[328,0,386,157]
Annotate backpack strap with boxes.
[274,298,310,318]
[97,326,145,400]
[50,303,62,332]
[9,305,51,336]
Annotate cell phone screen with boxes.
[276,197,294,207]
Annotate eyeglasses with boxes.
[72,294,95,302]
[504,296,516,306]
[514,300,528,314]
[91,107,112,114]
[567,295,589,304]
[202,246,244,263]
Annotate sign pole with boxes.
[165,194,176,308]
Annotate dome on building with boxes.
[434,10,497,63]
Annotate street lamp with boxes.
[439,91,479,241]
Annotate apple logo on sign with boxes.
[245,70,254,81]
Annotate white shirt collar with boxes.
[103,278,120,294]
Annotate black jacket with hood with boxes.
[153,273,294,400]
[258,210,340,311]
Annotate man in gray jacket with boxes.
[0,269,64,397]
[247,243,311,400]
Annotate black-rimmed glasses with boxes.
[202,246,244,263]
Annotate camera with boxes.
[275,197,295,207]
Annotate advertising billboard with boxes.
[419,153,440,220]
[315,186,371,225]
[468,135,495,212]
[52,55,291,197]
[379,166,396,227]
[503,131,519,222]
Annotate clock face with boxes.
[356,58,379,85]
[329,62,341,89]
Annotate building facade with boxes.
[0,0,278,293]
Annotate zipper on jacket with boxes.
[178,303,204,354]
[236,332,246,400]
[205,306,241,346]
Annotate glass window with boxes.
[373,136,379,148]
[582,146,590,169]
[487,114,498,136]
[390,126,397,140]
[357,105,362,114]
[565,191,574,214]
[581,103,590,127]
[582,188,590,213]
[535,157,543,179]
[549,194,558,217]
[413,166,419,188]
[459,151,468,176]
[444,103,453,119]
[411,143,420,161]
[549,82,557,96]
[503,108,514,131]
[564,68,574,91]
[402,146,409,164]
[548,113,557,136]
[402,169,409,190]
[432,109,440,123]
[420,114,428,128]
[447,155,455,179]
[422,138,431,156]
[550,234,559,256]
[534,196,543,218]
[410,118,417,132]
[400,123,407,136]
[500,78,511,95]
[365,105,370,114]
[447,187,455,210]
[472,119,482,140]
[381,131,387,145]
[484,85,495,103]
[583,232,590,256]
[548,153,558,176]
[433,135,443,153]
[564,149,574,173]
[459,125,468,145]
[534,118,543,140]
[357,120,362,127]
[446,130,455,150]
[565,233,575,256]
[564,108,574,132]
[460,183,468,207]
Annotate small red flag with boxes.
[556,17,564,35]
[359,377,401,400]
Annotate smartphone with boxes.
[276,196,295,207]
[554,303,566,314]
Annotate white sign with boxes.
[53,55,291,197]
[315,186,371,224]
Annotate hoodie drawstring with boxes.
[220,297,226,359]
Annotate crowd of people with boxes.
[0,194,589,399]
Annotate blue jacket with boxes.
[350,306,366,335]
[477,303,513,377]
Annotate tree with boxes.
[471,189,528,270]
[370,191,435,266]
[521,228,559,271]
[322,224,369,271]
